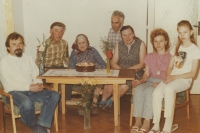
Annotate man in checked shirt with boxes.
[36,22,72,102]
[107,10,125,52]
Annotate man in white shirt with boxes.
[0,32,60,133]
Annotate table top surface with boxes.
[37,69,135,80]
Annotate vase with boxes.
[39,52,44,75]
[106,58,110,74]
[84,109,91,129]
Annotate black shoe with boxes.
[30,124,48,133]
[29,124,38,133]
[37,125,48,133]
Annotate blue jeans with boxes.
[7,90,60,128]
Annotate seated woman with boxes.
[131,29,171,133]
[69,34,106,115]
[99,25,146,109]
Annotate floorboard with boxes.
[3,94,200,133]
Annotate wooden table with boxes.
[38,69,135,126]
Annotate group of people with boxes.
[0,9,199,133]
[131,20,200,133]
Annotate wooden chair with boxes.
[129,88,190,126]
[0,99,5,133]
[0,82,58,133]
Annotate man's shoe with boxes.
[37,125,48,133]
[29,124,38,133]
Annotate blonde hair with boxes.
[175,20,196,56]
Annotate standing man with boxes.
[107,10,125,51]
[99,11,125,108]
[36,22,72,101]
[0,32,60,133]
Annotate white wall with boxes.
[12,0,147,60]
[13,0,24,35]
[147,0,155,53]
[0,0,6,59]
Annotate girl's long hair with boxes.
[175,20,196,56]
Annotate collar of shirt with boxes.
[111,28,121,34]
[125,40,135,53]
[47,37,62,45]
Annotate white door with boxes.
[192,1,200,94]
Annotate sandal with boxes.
[102,98,113,110]
[131,126,139,132]
[98,100,106,108]
[137,128,148,133]
[160,124,178,133]
[102,103,112,110]
[148,129,160,133]
[171,124,178,132]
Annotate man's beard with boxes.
[15,49,23,57]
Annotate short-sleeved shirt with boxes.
[144,52,171,79]
[170,44,200,82]
[107,28,122,51]
[35,38,69,68]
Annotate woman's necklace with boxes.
[156,53,166,75]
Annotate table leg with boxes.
[113,84,119,126]
[53,83,59,130]
[118,88,120,116]
[61,84,66,114]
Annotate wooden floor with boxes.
[3,94,200,133]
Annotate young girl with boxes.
[149,20,200,133]
[131,29,171,133]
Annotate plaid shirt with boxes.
[107,28,122,51]
[36,38,69,68]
